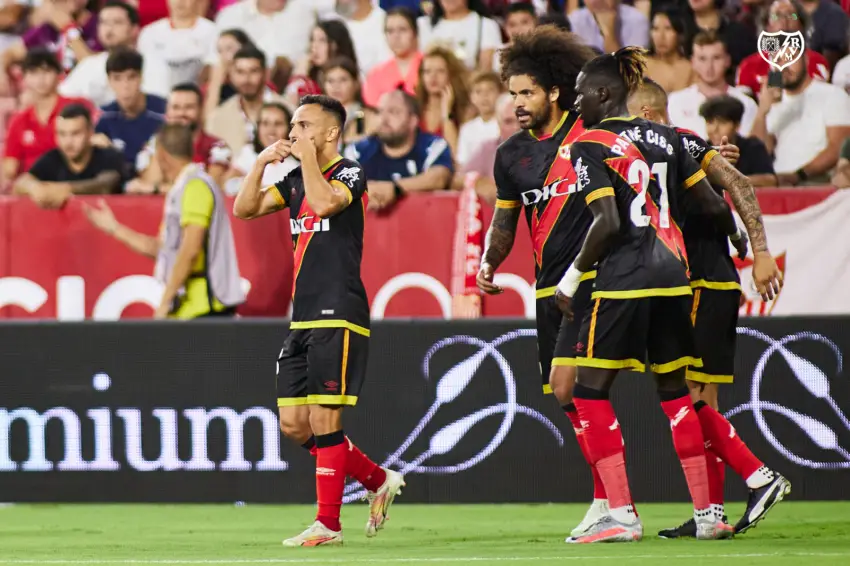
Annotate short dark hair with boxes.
[156,123,195,160]
[22,47,61,74]
[233,44,266,69]
[59,103,92,125]
[102,0,139,26]
[692,30,727,52]
[505,2,536,20]
[383,88,420,117]
[106,47,143,75]
[171,82,203,104]
[537,12,570,31]
[219,28,253,46]
[699,95,745,124]
[500,25,595,111]
[299,94,347,129]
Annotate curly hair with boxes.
[582,46,648,105]
[499,24,595,111]
[415,45,471,127]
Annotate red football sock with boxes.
[315,431,347,533]
[573,397,632,510]
[660,393,710,511]
[565,406,607,499]
[345,436,386,492]
[696,403,763,480]
[706,451,725,507]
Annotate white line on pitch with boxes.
[3,553,850,564]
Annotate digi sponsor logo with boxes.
[520,180,579,206]
[291,216,330,235]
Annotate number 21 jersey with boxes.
[568,117,707,298]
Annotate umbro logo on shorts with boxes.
[316,467,337,476]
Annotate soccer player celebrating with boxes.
[475,25,607,538]
[233,95,405,547]
[628,79,790,537]
[555,47,762,543]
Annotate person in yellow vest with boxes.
[83,123,245,319]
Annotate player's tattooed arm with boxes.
[706,154,769,253]
[477,207,520,295]
[482,207,520,270]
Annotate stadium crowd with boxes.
[1,0,849,208]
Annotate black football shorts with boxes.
[574,295,702,374]
[276,326,369,407]
[537,279,593,394]
[686,288,740,384]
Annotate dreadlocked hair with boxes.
[500,24,595,111]
[615,47,648,93]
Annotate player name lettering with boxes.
[610,128,674,157]
[521,180,579,206]
[290,216,330,235]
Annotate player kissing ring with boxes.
[341,330,564,504]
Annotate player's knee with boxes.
[549,366,577,404]
[278,412,310,441]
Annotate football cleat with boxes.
[566,515,643,544]
[365,468,405,537]
[282,521,343,547]
[659,514,730,539]
[571,499,610,538]
[734,474,791,535]
[695,516,734,540]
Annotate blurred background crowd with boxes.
[1,0,849,212]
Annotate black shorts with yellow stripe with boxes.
[575,293,701,374]
[536,277,594,394]
[276,322,369,407]
[687,283,741,384]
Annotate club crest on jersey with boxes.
[559,143,571,160]
[335,166,361,185]
[521,179,578,205]
[291,216,330,234]
[574,157,590,191]
[682,138,702,160]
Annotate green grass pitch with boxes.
[2,502,849,565]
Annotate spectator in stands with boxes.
[699,95,778,186]
[568,0,650,53]
[215,0,317,82]
[323,57,379,147]
[84,123,245,319]
[668,31,758,139]
[345,88,453,210]
[207,45,280,156]
[456,92,518,202]
[0,0,101,94]
[736,0,830,98]
[224,101,297,195]
[686,0,757,80]
[417,0,502,71]
[834,51,850,94]
[336,0,391,75]
[493,2,537,72]
[59,2,171,107]
[138,0,219,89]
[752,54,850,185]
[14,103,126,207]
[93,48,166,176]
[203,28,254,118]
[2,48,90,188]
[537,10,571,31]
[456,70,501,166]
[285,20,358,107]
[801,0,849,70]
[363,7,422,108]
[645,7,694,94]
[416,44,472,158]
[132,82,232,193]
[831,137,850,188]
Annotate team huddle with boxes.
[234,24,789,548]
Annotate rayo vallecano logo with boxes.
[758,30,804,71]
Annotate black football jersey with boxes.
[271,156,370,332]
[493,111,593,296]
[568,117,707,298]
[676,127,741,288]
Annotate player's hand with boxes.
[290,137,316,161]
[257,140,292,165]
[82,198,119,234]
[751,250,783,301]
[553,289,574,320]
[476,262,503,295]
[730,229,749,260]
[716,136,739,165]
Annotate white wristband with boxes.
[557,264,585,298]
[730,228,742,241]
